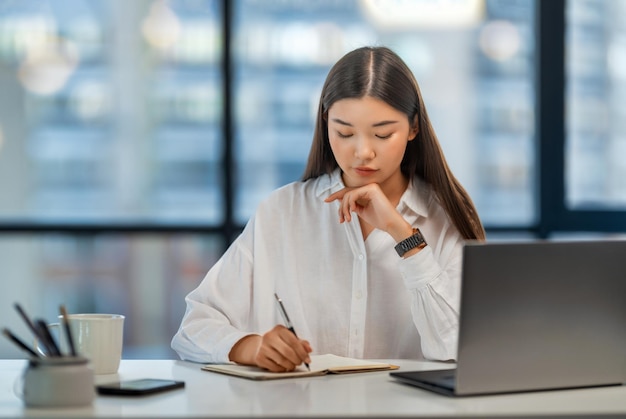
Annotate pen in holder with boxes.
[20,356,95,407]
[4,303,95,407]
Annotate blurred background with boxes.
[1,0,625,358]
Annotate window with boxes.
[233,0,537,226]
[1,0,625,359]
[0,0,224,358]
[0,0,222,222]
[566,0,626,210]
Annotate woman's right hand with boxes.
[229,325,312,372]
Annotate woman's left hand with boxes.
[325,184,411,240]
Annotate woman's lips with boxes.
[354,167,377,176]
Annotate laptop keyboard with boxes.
[435,373,456,389]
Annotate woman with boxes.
[171,46,485,372]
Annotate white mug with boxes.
[38,313,125,375]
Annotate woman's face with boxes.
[327,96,417,191]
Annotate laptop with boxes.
[390,240,626,396]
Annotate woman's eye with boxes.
[375,133,392,139]
[337,131,353,138]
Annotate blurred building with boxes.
[0,0,624,358]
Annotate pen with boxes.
[274,293,310,371]
[1,328,40,358]
[59,305,77,356]
[14,303,41,343]
[14,303,50,356]
[34,318,61,357]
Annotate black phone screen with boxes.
[97,378,185,396]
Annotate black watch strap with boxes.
[394,228,427,257]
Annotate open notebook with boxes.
[202,354,398,380]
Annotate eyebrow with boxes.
[330,118,399,128]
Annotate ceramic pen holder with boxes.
[21,356,95,407]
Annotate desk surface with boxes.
[1,359,625,418]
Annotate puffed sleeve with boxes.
[170,218,257,364]
[398,214,464,361]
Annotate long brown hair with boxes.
[302,46,485,241]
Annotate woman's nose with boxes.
[354,137,375,160]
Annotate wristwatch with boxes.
[394,228,427,257]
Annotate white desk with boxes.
[1,359,625,418]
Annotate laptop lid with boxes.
[452,240,626,395]
[391,240,626,396]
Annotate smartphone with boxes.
[96,378,185,396]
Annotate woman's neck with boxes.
[379,171,409,207]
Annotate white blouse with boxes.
[171,169,465,363]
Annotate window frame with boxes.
[1,0,625,244]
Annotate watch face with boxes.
[394,230,426,257]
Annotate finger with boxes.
[256,327,293,371]
[337,202,345,223]
[286,338,312,366]
[262,326,309,369]
[258,327,312,371]
[256,345,297,372]
[340,198,349,222]
[259,356,292,372]
[271,328,310,367]
[324,188,349,202]
[300,340,313,364]
[345,193,358,222]
[268,352,298,371]
[340,192,352,222]
[335,193,351,223]
[326,190,348,223]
